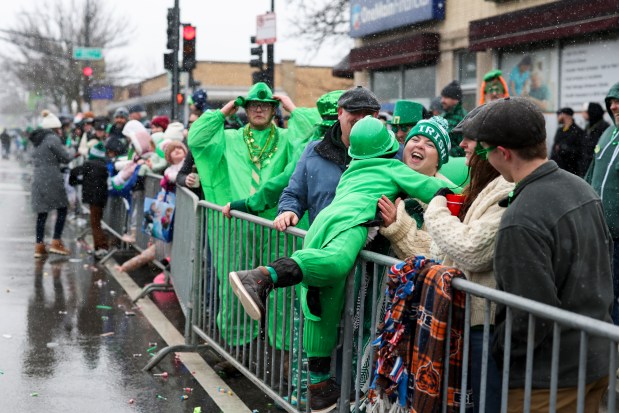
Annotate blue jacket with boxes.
[278,139,346,224]
[278,124,404,224]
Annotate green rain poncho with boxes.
[188,105,319,346]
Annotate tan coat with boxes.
[381,175,514,326]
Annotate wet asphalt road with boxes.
[0,158,277,412]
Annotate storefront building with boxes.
[345,0,619,121]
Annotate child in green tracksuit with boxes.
[230,116,455,412]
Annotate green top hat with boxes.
[235,82,280,108]
[388,100,425,126]
[316,90,345,127]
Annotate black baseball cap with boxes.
[556,107,574,116]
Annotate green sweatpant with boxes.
[291,225,368,358]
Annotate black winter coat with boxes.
[70,159,109,207]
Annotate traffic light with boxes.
[82,66,93,77]
[182,24,196,72]
[250,36,264,70]
[166,8,179,50]
[176,93,184,105]
[164,52,174,71]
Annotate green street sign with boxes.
[73,47,103,60]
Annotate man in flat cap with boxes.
[464,97,612,412]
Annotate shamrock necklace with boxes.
[243,124,279,166]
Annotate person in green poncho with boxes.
[229,116,455,412]
[187,82,320,349]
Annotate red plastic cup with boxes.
[445,194,465,216]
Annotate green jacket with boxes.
[585,82,619,238]
[304,157,454,251]
[188,107,319,219]
[442,102,467,157]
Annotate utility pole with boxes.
[266,0,275,89]
[171,0,180,120]
[83,0,93,109]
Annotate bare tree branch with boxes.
[288,0,350,56]
[0,0,134,112]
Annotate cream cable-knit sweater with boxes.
[381,175,514,326]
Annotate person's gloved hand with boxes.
[433,187,454,198]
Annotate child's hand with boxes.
[378,195,401,228]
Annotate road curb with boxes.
[103,259,253,413]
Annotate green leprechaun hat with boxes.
[389,100,425,126]
[316,90,345,127]
[235,82,280,108]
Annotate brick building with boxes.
[105,60,353,118]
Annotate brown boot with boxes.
[49,239,70,255]
[34,243,47,258]
[229,267,274,320]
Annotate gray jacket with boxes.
[492,161,613,388]
[30,129,73,213]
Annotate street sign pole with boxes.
[171,0,180,120]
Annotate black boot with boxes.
[229,267,274,320]
[269,257,303,287]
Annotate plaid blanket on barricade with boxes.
[366,256,473,413]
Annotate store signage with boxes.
[350,0,445,38]
[560,41,619,110]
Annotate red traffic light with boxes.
[183,25,196,41]
[82,66,93,77]
[176,93,184,105]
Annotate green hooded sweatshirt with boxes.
[586,82,619,238]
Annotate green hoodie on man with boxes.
[586,82,619,238]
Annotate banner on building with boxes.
[350,0,445,38]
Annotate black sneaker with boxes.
[229,267,273,320]
[308,378,340,413]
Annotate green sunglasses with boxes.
[475,143,497,160]
[390,124,412,133]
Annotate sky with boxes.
[0,0,352,83]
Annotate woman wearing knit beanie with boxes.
[31,110,74,257]
[379,108,515,413]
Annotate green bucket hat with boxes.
[234,82,279,108]
[348,116,399,160]
[316,90,345,127]
[389,100,425,126]
[405,116,451,168]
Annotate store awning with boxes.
[332,54,354,79]
[349,32,440,71]
[469,0,619,51]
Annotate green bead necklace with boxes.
[243,124,278,166]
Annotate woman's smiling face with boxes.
[403,135,439,176]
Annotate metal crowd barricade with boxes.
[182,202,619,413]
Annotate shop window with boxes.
[456,50,477,111]
[456,51,477,87]
[500,46,559,113]
[372,66,436,107]
[403,66,436,106]
[372,70,401,103]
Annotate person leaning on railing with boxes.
[378,107,514,413]
[229,116,452,413]
[472,97,612,413]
